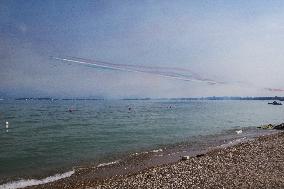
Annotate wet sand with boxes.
[27,131,284,189]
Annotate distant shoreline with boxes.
[7,96,284,101]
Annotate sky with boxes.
[1,0,284,98]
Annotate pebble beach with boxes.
[26,131,284,189]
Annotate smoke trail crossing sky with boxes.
[53,57,221,85]
[265,88,284,92]
[53,57,284,93]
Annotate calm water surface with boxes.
[0,99,283,182]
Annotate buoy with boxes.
[5,121,9,129]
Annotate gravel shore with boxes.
[28,131,284,189]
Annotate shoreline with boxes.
[13,129,280,189]
[93,131,284,188]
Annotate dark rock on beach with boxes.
[274,123,284,130]
[258,123,284,130]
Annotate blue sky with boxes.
[1,0,284,98]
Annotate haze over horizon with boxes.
[2,0,284,98]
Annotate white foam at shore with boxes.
[0,170,74,189]
[219,137,248,148]
[151,149,163,153]
[97,160,120,168]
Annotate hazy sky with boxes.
[1,0,284,98]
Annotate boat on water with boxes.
[268,101,282,105]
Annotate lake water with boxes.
[0,99,283,186]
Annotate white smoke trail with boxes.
[52,57,219,85]
[52,57,284,92]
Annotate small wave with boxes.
[219,137,247,148]
[235,130,243,134]
[0,170,74,189]
[229,137,247,145]
[130,151,149,157]
[151,149,163,153]
[97,160,120,168]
